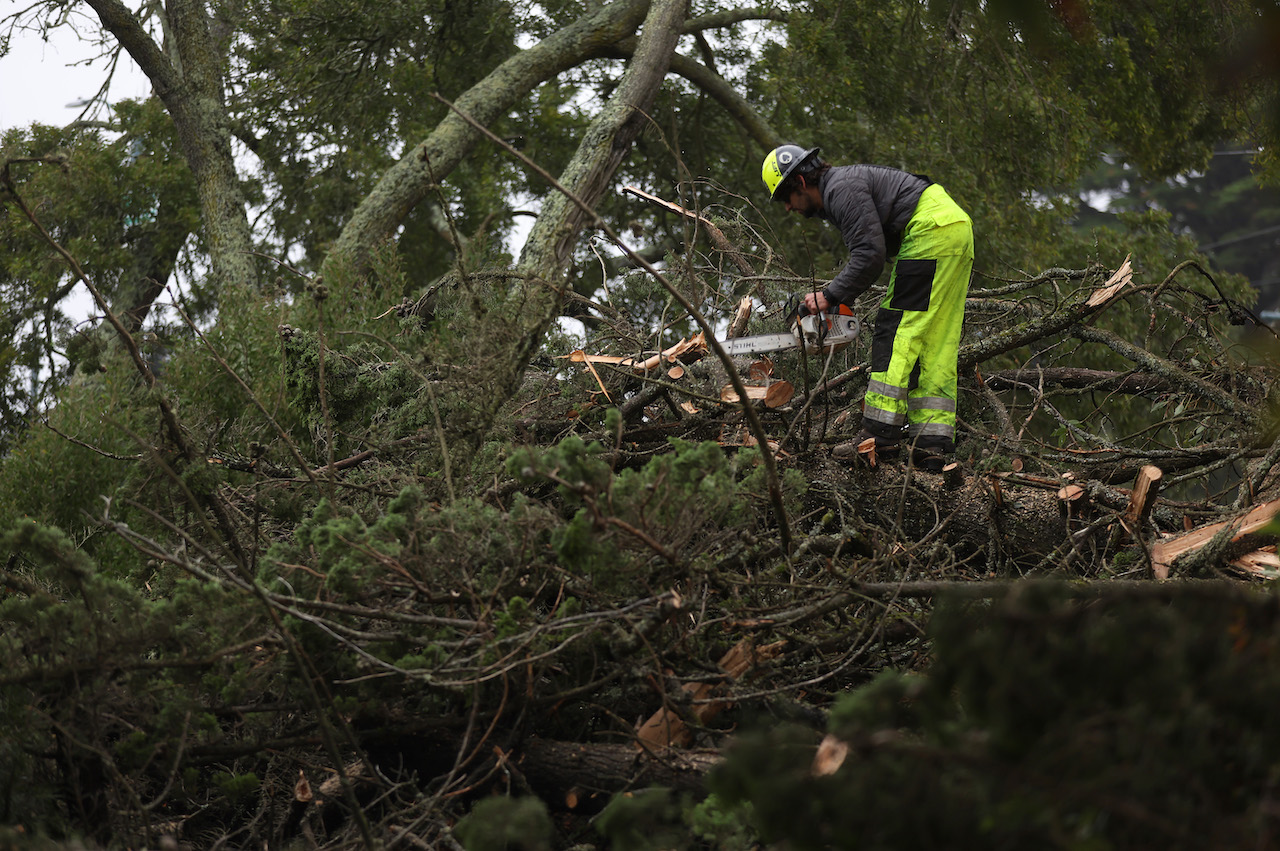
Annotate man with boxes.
[761,144,973,469]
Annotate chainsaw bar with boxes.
[718,302,861,357]
[718,333,801,356]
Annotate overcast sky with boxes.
[1,23,151,132]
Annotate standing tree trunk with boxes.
[321,0,653,281]
[489,0,690,423]
[84,0,258,293]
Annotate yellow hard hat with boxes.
[762,145,821,199]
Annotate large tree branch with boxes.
[1071,325,1246,417]
[681,7,789,32]
[322,0,653,279]
[984,367,1173,396]
[81,0,181,97]
[517,0,686,282]
[958,260,1133,372]
[84,0,258,290]
[602,40,783,149]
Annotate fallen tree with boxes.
[3,2,1279,845]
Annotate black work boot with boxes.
[908,435,954,473]
[857,427,900,457]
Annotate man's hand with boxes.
[802,290,831,314]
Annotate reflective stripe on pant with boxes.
[862,184,973,446]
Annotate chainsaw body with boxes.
[720,300,861,356]
[792,303,860,354]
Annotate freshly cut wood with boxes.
[294,770,313,803]
[720,380,793,408]
[857,436,880,467]
[811,734,850,777]
[748,358,774,379]
[635,639,786,750]
[764,381,795,408]
[989,475,1004,508]
[1123,465,1163,535]
[1058,483,1088,529]
[720,385,767,404]
[727,295,754,339]
[563,350,629,365]
[943,462,964,489]
[562,333,707,373]
[1057,484,1085,502]
[1149,496,1280,579]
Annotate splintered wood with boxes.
[1085,255,1133,307]
[727,295,754,339]
[1123,465,1163,537]
[621,186,755,277]
[1149,496,1280,580]
[562,333,708,374]
[1231,546,1280,578]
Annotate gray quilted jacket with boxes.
[818,165,930,306]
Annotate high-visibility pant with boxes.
[861,184,973,450]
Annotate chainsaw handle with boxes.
[787,293,826,321]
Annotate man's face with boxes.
[781,180,820,218]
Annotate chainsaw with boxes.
[718,298,861,357]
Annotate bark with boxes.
[520,738,717,807]
[114,197,192,330]
[446,0,690,458]
[983,367,1173,396]
[800,454,1198,575]
[85,0,258,292]
[956,262,1132,372]
[322,0,653,280]
[604,39,784,149]
[516,0,686,285]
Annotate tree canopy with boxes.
[3,0,1280,848]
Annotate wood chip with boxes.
[1057,484,1085,502]
[811,734,850,777]
[764,381,794,408]
[294,770,313,803]
[749,358,774,379]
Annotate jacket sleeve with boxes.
[821,174,887,307]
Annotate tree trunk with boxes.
[85,0,258,292]
[437,0,688,460]
[805,455,1196,574]
[321,0,654,280]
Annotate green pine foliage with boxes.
[712,584,1280,850]
[1,1,1279,847]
